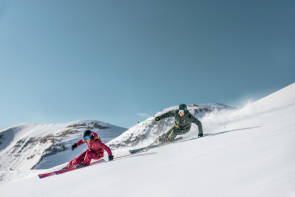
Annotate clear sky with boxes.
[0,0,294,128]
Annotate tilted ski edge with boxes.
[38,159,106,179]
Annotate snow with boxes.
[0,83,295,197]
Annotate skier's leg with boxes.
[67,151,87,168]
[167,127,190,141]
[157,127,175,143]
[83,150,102,166]
[167,127,180,141]
[168,128,190,141]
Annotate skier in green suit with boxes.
[155,104,203,143]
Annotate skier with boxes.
[66,130,113,169]
[154,104,203,143]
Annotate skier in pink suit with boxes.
[67,130,113,169]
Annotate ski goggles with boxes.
[83,136,91,141]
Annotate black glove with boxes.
[198,133,203,138]
[108,155,114,161]
[71,143,77,150]
[155,117,160,121]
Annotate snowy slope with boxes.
[0,83,295,197]
[0,120,126,182]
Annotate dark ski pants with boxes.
[158,127,190,143]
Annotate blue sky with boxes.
[0,0,294,128]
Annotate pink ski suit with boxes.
[67,131,113,168]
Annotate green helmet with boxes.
[179,104,187,111]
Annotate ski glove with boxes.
[108,155,114,161]
[71,143,78,150]
[155,117,160,121]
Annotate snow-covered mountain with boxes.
[0,83,295,197]
[108,104,233,149]
[0,120,126,181]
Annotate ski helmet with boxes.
[83,130,92,138]
[179,104,187,111]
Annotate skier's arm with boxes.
[191,115,203,137]
[99,141,113,156]
[76,139,85,146]
[156,110,176,121]
[71,139,85,150]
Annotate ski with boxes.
[38,159,106,179]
